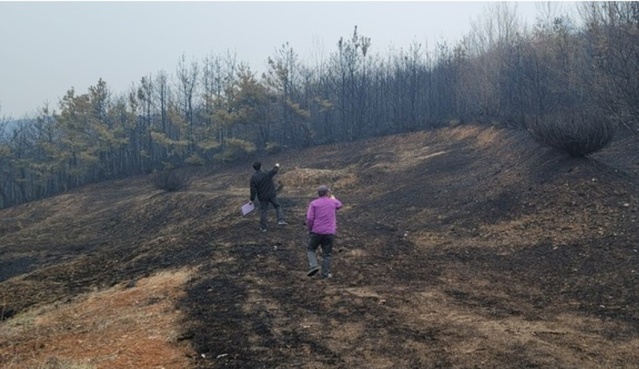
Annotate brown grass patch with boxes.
[0,268,195,369]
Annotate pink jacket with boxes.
[307,196,342,234]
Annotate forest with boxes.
[0,2,637,209]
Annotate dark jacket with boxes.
[250,166,279,202]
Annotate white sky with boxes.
[0,1,576,119]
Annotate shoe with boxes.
[260,228,267,232]
[278,220,288,226]
[321,273,333,280]
[307,267,320,277]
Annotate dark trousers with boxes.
[259,196,284,229]
[307,233,334,278]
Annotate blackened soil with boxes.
[3,125,639,368]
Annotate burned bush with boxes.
[527,111,615,157]
[151,170,186,192]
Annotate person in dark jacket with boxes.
[249,161,287,231]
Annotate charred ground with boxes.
[2,125,639,368]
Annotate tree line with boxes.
[0,2,637,209]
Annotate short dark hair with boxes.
[318,185,330,196]
[253,161,261,170]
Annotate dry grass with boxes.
[0,268,196,369]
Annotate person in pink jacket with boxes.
[306,185,343,279]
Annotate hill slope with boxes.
[2,125,639,368]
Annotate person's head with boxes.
[317,185,330,197]
[252,161,262,171]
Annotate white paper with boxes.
[241,202,255,215]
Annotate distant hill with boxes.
[2,124,639,369]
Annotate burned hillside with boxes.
[2,125,639,368]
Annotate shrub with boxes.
[265,141,283,155]
[151,170,186,192]
[214,138,256,162]
[185,153,205,166]
[527,112,615,157]
[448,119,463,128]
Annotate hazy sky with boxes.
[0,1,575,119]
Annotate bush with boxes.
[527,112,615,157]
[265,141,283,155]
[185,153,205,166]
[214,138,256,162]
[151,170,186,192]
